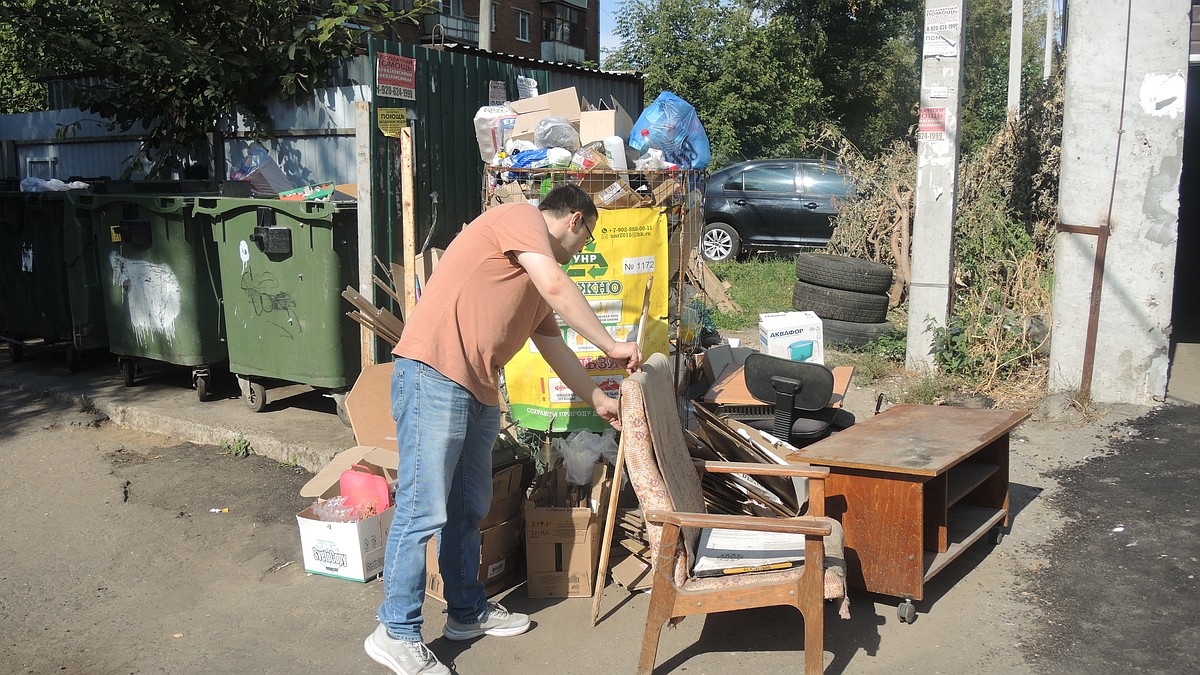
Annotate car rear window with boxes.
[736,166,796,193]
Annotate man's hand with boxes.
[591,389,621,431]
[607,341,642,374]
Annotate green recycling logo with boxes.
[566,245,608,279]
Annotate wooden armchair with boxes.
[619,353,850,675]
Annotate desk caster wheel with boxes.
[989,525,1005,546]
[898,600,917,624]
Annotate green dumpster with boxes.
[0,189,103,370]
[75,194,226,399]
[197,197,360,414]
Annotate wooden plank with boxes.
[401,127,417,320]
[787,404,1028,476]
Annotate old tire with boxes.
[793,280,889,323]
[701,222,741,262]
[822,318,898,349]
[795,253,894,294]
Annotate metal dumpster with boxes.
[197,197,360,415]
[0,189,105,370]
[74,194,226,400]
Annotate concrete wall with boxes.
[1050,0,1192,403]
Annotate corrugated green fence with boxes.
[367,39,644,274]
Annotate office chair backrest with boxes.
[743,353,836,440]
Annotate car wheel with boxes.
[701,222,741,262]
[794,253,894,294]
[792,280,890,323]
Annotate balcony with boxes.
[422,13,479,45]
[542,0,588,9]
[541,40,586,65]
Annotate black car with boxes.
[700,158,852,261]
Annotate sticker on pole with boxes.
[378,108,409,138]
[918,107,947,142]
[377,54,416,100]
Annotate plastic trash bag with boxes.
[628,91,711,170]
[20,177,87,192]
[533,116,581,152]
[474,105,517,162]
[555,429,621,487]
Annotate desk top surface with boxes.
[786,404,1029,476]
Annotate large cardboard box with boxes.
[425,516,523,602]
[579,96,634,145]
[508,87,582,141]
[577,171,651,210]
[297,446,398,582]
[524,464,611,598]
[759,311,824,364]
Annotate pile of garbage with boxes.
[474,89,711,209]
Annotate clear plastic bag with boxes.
[533,116,581,152]
[555,429,620,486]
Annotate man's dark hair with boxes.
[539,184,599,222]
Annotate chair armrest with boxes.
[702,461,831,480]
[645,510,832,538]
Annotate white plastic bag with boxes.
[473,105,517,162]
[533,116,580,152]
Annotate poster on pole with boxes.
[504,208,669,433]
[923,4,961,58]
[376,53,416,100]
[918,107,947,142]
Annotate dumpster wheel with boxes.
[194,368,211,403]
[66,344,81,373]
[119,358,136,387]
[8,342,24,363]
[244,380,268,413]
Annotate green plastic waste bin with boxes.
[74,194,226,399]
[197,197,360,414]
[0,189,105,370]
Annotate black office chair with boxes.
[743,352,855,448]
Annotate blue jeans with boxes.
[378,358,499,641]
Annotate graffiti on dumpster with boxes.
[109,252,182,344]
[240,265,300,340]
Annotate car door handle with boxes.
[734,199,747,206]
[803,202,819,209]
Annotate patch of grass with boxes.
[706,257,797,331]
[278,453,300,469]
[1063,385,1103,421]
[900,373,956,405]
[825,330,907,385]
[78,395,97,414]
[219,435,253,458]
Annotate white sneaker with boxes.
[363,624,450,675]
[442,602,531,641]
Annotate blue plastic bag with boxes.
[628,91,711,170]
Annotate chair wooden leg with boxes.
[637,590,674,674]
[802,595,825,674]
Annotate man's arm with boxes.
[532,331,621,429]
[517,250,641,372]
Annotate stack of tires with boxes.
[792,253,897,349]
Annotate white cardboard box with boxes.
[759,311,824,364]
[296,446,398,582]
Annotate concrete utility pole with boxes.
[1008,0,1025,115]
[1043,0,1055,81]
[907,0,966,372]
[479,0,492,51]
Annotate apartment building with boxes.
[392,0,600,66]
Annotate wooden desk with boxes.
[786,404,1028,607]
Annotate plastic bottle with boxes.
[601,136,628,171]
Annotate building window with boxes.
[543,5,584,47]
[516,9,530,42]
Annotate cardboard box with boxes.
[425,516,523,602]
[297,446,399,582]
[480,463,528,530]
[577,171,651,210]
[345,363,397,450]
[524,464,611,598]
[488,182,530,206]
[579,96,634,145]
[759,311,824,364]
[508,87,581,140]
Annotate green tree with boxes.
[770,0,922,155]
[0,0,433,176]
[606,0,827,167]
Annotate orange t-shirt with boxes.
[392,202,561,406]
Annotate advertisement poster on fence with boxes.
[504,208,669,432]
